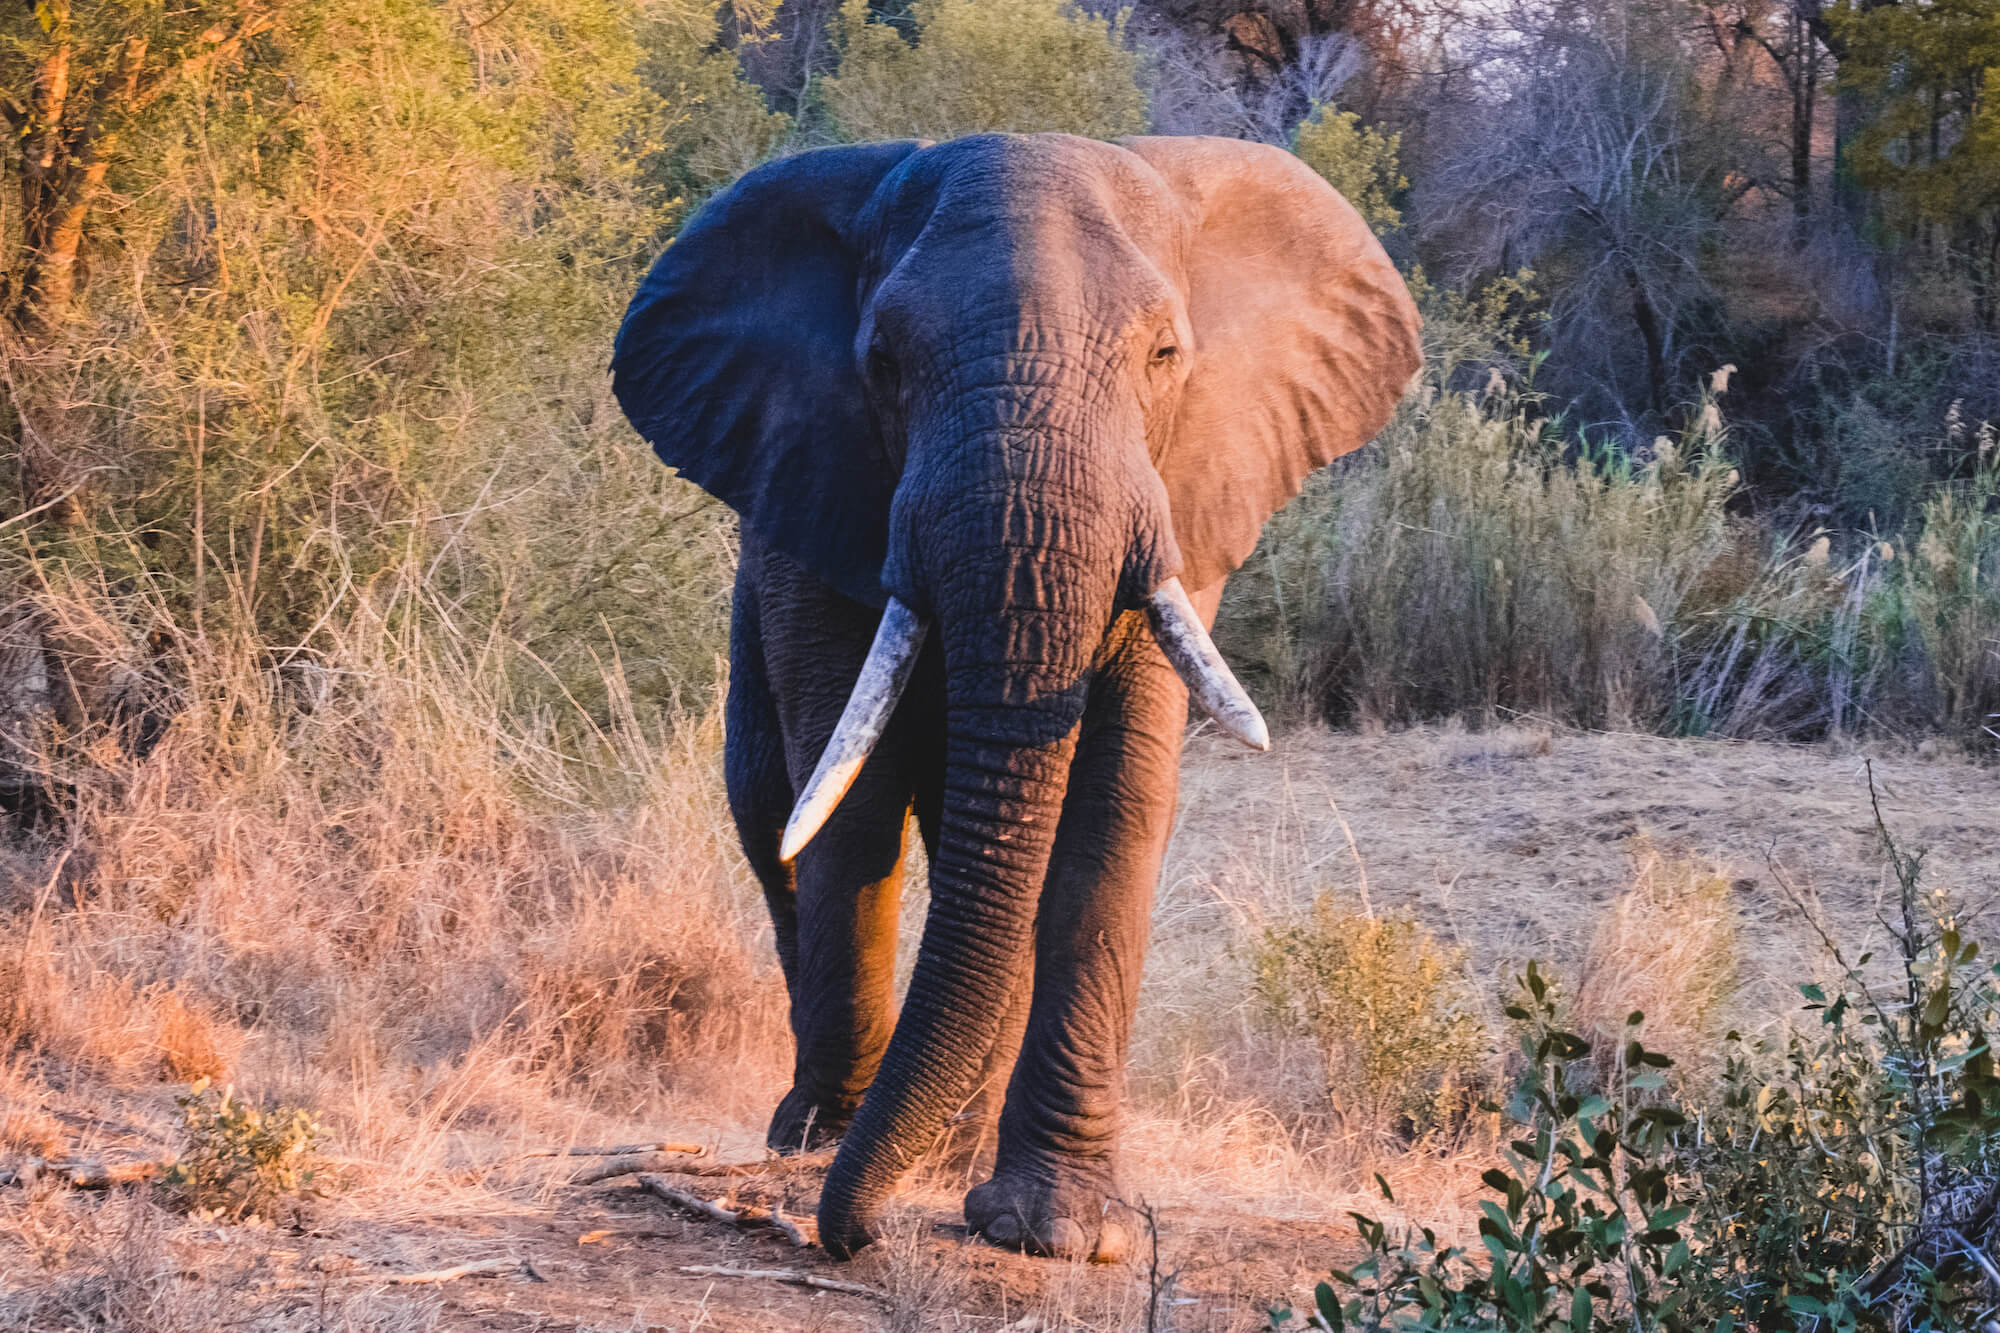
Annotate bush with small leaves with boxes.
[1291,106,1405,235]
[1253,898,1489,1138]
[163,1081,327,1225]
[819,0,1147,142]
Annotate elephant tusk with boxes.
[780,598,930,863]
[1145,578,1270,753]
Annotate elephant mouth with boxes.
[777,575,1266,864]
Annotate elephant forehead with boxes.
[865,134,1188,331]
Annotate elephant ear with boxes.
[1121,136,1423,594]
[611,141,926,608]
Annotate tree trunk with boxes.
[1791,8,1816,227]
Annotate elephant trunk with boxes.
[815,456,1122,1256]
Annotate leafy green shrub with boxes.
[164,1081,327,1224]
[1253,898,1488,1137]
[1278,790,2000,1333]
[1292,106,1406,235]
[819,0,1147,142]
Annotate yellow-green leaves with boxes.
[819,0,1147,142]
[1291,104,1406,235]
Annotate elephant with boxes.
[610,132,1420,1261]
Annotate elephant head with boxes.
[611,133,1420,1254]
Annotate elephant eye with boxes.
[1149,335,1179,366]
[867,342,898,387]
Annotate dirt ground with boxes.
[3,723,1995,1331]
[1168,722,2000,1018]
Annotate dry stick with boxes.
[519,1141,706,1160]
[668,1151,836,1179]
[0,1159,169,1188]
[637,1174,746,1227]
[635,1174,812,1248]
[676,1265,880,1299]
[381,1258,520,1286]
[258,1258,525,1292]
[768,1202,812,1249]
[570,1151,710,1186]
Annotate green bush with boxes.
[1278,793,2000,1333]
[819,0,1147,142]
[2,0,755,737]
[1292,106,1406,235]
[164,1081,327,1224]
[1254,898,1489,1137]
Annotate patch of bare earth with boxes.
[3,724,1994,1330]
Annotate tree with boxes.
[819,0,1148,142]
[1834,0,2000,329]
[1416,1,1755,427]
[0,0,274,333]
[1293,104,1405,232]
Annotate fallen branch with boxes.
[635,1173,813,1247]
[0,1158,169,1189]
[769,1202,811,1248]
[520,1141,705,1160]
[668,1150,835,1179]
[677,1264,879,1298]
[382,1258,521,1286]
[570,1151,711,1185]
[638,1174,744,1226]
[257,1257,528,1292]
[453,1140,705,1183]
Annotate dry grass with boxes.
[0,562,1986,1328]
[1573,839,1740,1080]
[0,556,787,1211]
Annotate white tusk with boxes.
[1145,578,1270,752]
[780,598,930,863]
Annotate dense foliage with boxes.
[3,0,1997,811]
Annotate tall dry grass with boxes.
[0,540,785,1185]
[1217,332,2000,749]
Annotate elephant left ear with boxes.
[1120,136,1423,594]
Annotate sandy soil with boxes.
[3,724,1995,1331]
[1169,723,2000,1018]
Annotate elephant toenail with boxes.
[984,1213,1022,1245]
[1044,1217,1088,1256]
[1091,1220,1131,1265]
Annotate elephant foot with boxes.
[964,1165,1130,1263]
[765,1086,854,1155]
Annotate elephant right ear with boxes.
[612,142,926,608]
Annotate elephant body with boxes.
[611,132,1420,1260]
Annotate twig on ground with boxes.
[258,1257,530,1292]
[676,1265,880,1298]
[769,1202,811,1248]
[454,1140,705,1184]
[571,1150,711,1185]
[668,1150,835,1179]
[520,1141,706,1160]
[381,1258,521,1285]
[639,1174,744,1226]
[636,1173,814,1247]
[0,1159,169,1189]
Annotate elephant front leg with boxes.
[767,794,911,1153]
[749,548,936,1155]
[964,610,1187,1262]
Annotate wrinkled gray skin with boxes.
[611,133,1421,1261]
